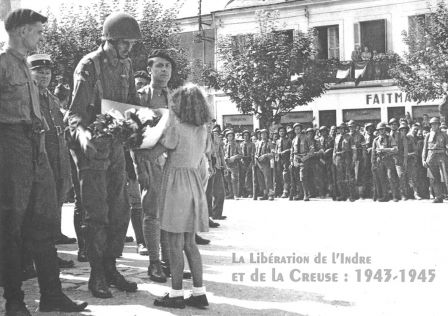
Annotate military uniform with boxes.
[349,128,367,196]
[224,135,242,198]
[319,129,335,198]
[333,126,356,201]
[274,135,291,197]
[404,132,419,199]
[254,133,274,200]
[422,120,448,202]
[240,133,256,197]
[371,125,400,201]
[207,131,226,218]
[290,131,314,200]
[390,127,405,200]
[363,125,375,199]
[69,42,139,295]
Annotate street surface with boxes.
[1,198,447,316]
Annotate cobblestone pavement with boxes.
[1,198,447,315]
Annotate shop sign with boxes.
[366,92,413,105]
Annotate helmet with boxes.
[398,123,409,131]
[305,128,314,133]
[102,12,142,40]
[242,130,251,137]
[319,125,328,132]
[225,129,235,137]
[365,122,374,129]
[337,122,347,129]
[286,126,293,133]
[259,129,268,135]
[441,123,447,129]
[376,122,387,130]
[293,123,302,129]
[347,120,357,127]
[388,118,398,125]
[429,117,441,125]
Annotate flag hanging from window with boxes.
[335,62,351,83]
[354,61,368,86]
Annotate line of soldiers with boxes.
[219,116,448,203]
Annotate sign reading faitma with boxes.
[366,92,414,105]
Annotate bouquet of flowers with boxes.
[87,107,165,149]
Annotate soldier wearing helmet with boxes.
[398,122,419,200]
[274,126,292,198]
[347,120,367,199]
[371,122,400,202]
[68,12,141,298]
[224,129,242,199]
[363,122,376,199]
[254,129,275,200]
[239,130,256,198]
[319,125,336,199]
[289,123,314,201]
[422,117,448,203]
[333,122,357,201]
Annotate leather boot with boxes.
[104,257,137,292]
[32,247,88,312]
[148,260,167,283]
[5,300,31,316]
[88,263,112,299]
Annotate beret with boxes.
[5,9,47,32]
[27,53,52,69]
[148,49,176,68]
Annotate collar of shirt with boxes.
[6,46,27,63]
[149,84,169,97]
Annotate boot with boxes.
[5,300,31,316]
[33,247,88,312]
[104,257,138,292]
[148,260,167,283]
[88,265,112,298]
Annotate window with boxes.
[315,25,340,60]
[354,19,387,54]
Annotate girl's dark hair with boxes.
[171,84,212,126]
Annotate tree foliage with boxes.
[37,0,190,90]
[389,1,448,103]
[203,10,328,127]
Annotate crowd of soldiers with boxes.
[217,116,448,203]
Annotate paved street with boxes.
[1,198,447,316]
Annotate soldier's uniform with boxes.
[422,117,448,203]
[240,130,256,197]
[224,130,242,198]
[348,120,367,198]
[290,125,314,201]
[403,126,419,199]
[389,118,403,200]
[254,130,274,200]
[333,123,356,201]
[274,128,292,197]
[363,123,375,199]
[319,126,335,199]
[371,122,401,202]
[68,13,141,297]
[207,127,227,218]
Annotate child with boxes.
[151,83,212,309]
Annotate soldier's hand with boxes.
[78,129,97,159]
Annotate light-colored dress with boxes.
[158,116,210,233]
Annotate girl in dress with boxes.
[153,83,212,309]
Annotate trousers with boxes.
[206,168,225,218]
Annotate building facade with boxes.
[178,0,439,131]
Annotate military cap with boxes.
[388,118,398,124]
[259,128,268,134]
[225,129,235,137]
[305,127,314,133]
[347,120,357,127]
[4,9,47,32]
[212,125,221,133]
[27,54,52,70]
[413,122,421,127]
[134,70,150,80]
[242,130,251,136]
[429,117,441,124]
[376,122,387,130]
[398,122,409,131]
[293,123,302,129]
[319,125,328,132]
[286,126,294,133]
[365,122,374,129]
[337,122,347,129]
[277,126,286,133]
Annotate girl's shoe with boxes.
[184,294,209,309]
[154,294,185,309]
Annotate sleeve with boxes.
[371,139,377,164]
[159,124,179,150]
[422,134,429,163]
[68,60,96,137]
[127,63,140,106]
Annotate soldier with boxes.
[319,126,335,199]
[0,9,87,314]
[224,129,242,199]
[240,130,256,198]
[399,122,418,200]
[422,117,448,203]
[371,122,401,202]
[363,123,376,199]
[28,54,75,268]
[333,123,357,201]
[347,120,367,199]
[254,129,275,200]
[389,118,404,200]
[68,12,140,298]
[306,127,322,198]
[274,126,292,198]
[289,123,314,201]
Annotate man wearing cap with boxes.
[422,117,448,203]
[68,12,141,298]
[371,122,400,202]
[363,122,376,199]
[274,126,291,198]
[290,123,314,201]
[224,129,242,199]
[240,130,256,198]
[319,126,335,199]
[254,129,275,200]
[0,9,87,314]
[347,120,367,199]
[27,53,75,267]
[333,123,357,201]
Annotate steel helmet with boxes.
[102,12,142,41]
[319,125,328,132]
[347,120,357,127]
[388,118,398,125]
[429,117,441,125]
[337,122,347,129]
[398,123,409,131]
[376,122,387,130]
[293,123,302,129]
[242,130,251,137]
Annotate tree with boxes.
[37,0,190,90]
[203,10,328,128]
[389,1,448,108]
